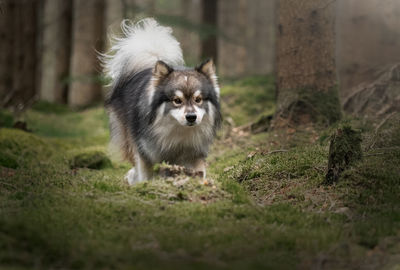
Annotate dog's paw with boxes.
[125,168,138,185]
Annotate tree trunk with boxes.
[179,0,201,65]
[273,0,341,127]
[68,0,104,107]
[217,0,275,77]
[104,0,124,37]
[39,0,72,104]
[0,0,15,107]
[0,0,39,109]
[246,0,276,75]
[217,0,247,77]
[201,0,218,62]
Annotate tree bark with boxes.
[39,0,72,103]
[68,0,104,107]
[0,0,15,106]
[273,0,341,127]
[0,0,39,109]
[201,0,218,62]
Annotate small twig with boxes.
[262,149,289,155]
[313,166,326,173]
[368,111,397,150]
[373,146,400,151]
[0,181,17,190]
[364,153,386,157]
[375,111,397,132]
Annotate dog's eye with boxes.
[194,96,202,104]
[173,97,183,106]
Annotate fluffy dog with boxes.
[101,18,221,184]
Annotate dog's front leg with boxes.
[125,155,153,185]
[191,159,206,178]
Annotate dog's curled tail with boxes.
[101,18,184,80]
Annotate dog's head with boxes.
[150,59,220,128]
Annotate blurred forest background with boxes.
[1,0,400,115]
[1,1,400,269]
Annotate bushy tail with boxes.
[101,18,184,80]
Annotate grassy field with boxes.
[0,77,399,270]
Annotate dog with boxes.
[101,18,221,185]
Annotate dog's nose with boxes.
[185,113,197,123]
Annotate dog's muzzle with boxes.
[185,113,197,125]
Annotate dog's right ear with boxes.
[153,60,173,83]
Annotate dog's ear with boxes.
[195,58,216,79]
[153,60,173,82]
[196,58,220,97]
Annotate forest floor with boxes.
[0,76,399,270]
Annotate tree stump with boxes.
[325,126,362,184]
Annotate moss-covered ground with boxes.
[0,77,399,269]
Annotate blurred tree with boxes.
[104,0,124,36]
[337,0,400,95]
[218,0,275,77]
[179,0,201,65]
[68,0,104,107]
[337,0,400,119]
[201,0,218,61]
[273,0,341,127]
[0,0,39,109]
[39,0,72,104]
[218,0,247,76]
[0,0,15,107]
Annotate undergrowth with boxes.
[0,78,399,270]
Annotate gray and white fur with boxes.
[101,18,221,185]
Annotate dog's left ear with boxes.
[195,58,216,79]
[196,58,220,98]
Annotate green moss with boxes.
[336,149,400,249]
[220,75,275,126]
[26,107,109,140]
[31,101,72,114]
[0,109,14,128]
[0,152,18,169]
[325,125,363,184]
[225,146,326,184]
[70,150,112,169]
[0,81,399,270]
[277,86,342,125]
[0,128,53,167]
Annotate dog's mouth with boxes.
[185,122,196,127]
